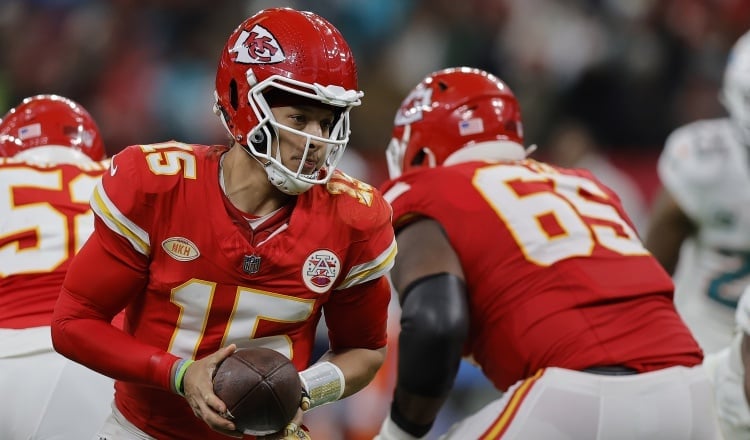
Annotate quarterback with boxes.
[51,8,395,440]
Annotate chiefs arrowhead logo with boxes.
[394,88,433,126]
[229,24,286,64]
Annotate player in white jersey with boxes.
[645,29,750,356]
[0,95,115,440]
[710,287,750,439]
[646,29,750,440]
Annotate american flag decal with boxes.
[18,123,42,140]
[459,118,484,136]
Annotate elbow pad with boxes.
[397,273,469,397]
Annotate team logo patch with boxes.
[162,237,200,262]
[229,24,285,64]
[302,250,341,293]
[394,88,433,126]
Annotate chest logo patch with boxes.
[303,250,341,293]
[162,237,200,262]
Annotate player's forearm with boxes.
[51,288,179,390]
[313,346,386,398]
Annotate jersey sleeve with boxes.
[382,171,453,231]
[657,120,727,220]
[322,176,397,351]
[323,276,392,351]
[332,176,397,290]
[90,145,157,263]
[51,144,188,392]
[52,219,179,391]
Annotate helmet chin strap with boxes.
[265,163,313,195]
[238,139,314,196]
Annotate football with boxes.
[212,347,301,435]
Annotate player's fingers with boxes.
[202,403,238,433]
[188,391,237,433]
[205,344,238,380]
[204,390,229,416]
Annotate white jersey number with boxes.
[169,280,315,359]
[475,163,648,266]
[0,167,98,276]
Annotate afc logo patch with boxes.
[302,250,341,294]
[229,24,285,64]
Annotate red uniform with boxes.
[53,141,396,439]
[382,158,702,391]
[0,157,107,328]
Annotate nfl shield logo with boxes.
[242,255,261,274]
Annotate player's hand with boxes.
[183,344,242,438]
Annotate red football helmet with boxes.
[0,94,104,162]
[214,7,363,194]
[386,67,525,178]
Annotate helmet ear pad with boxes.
[249,127,268,154]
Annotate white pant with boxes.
[705,332,750,440]
[439,366,721,440]
[0,327,115,440]
[93,404,156,440]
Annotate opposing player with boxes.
[644,29,750,355]
[710,286,750,439]
[376,67,721,439]
[51,7,396,440]
[0,94,115,439]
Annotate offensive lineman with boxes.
[0,95,115,439]
[376,67,721,439]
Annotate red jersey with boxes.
[0,157,108,328]
[55,142,396,439]
[381,159,702,391]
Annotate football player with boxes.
[710,286,750,439]
[0,95,115,439]
[375,67,721,439]
[51,7,396,440]
[645,29,750,356]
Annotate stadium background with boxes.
[3,0,749,438]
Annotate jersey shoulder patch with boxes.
[320,170,392,233]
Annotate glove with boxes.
[281,423,312,440]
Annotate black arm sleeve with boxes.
[397,272,470,396]
[390,273,470,437]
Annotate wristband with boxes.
[173,359,195,396]
[299,361,345,409]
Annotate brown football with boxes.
[212,347,301,435]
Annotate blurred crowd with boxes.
[3,0,749,439]
[2,0,749,187]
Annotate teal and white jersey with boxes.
[659,117,750,353]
